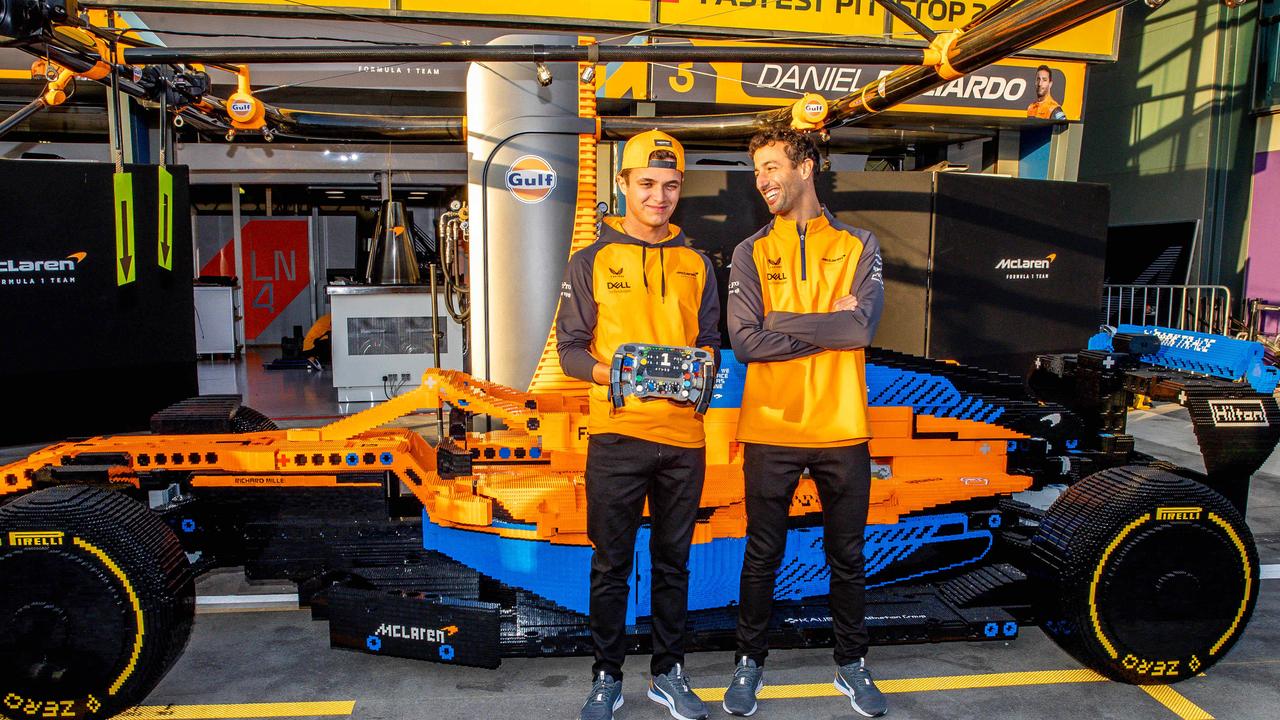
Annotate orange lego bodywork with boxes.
[0,366,1031,550]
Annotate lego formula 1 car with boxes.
[1,325,1277,720]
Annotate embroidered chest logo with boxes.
[605,266,632,290]
[822,253,846,264]
[764,256,787,282]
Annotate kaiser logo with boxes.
[1208,400,1268,427]
[0,251,85,287]
[506,155,557,204]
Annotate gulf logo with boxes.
[506,155,557,204]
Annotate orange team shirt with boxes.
[555,218,720,448]
[726,209,884,448]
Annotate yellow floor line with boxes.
[1140,686,1214,720]
[694,668,1109,702]
[116,700,355,719]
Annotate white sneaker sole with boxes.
[834,675,886,718]
[721,678,763,717]
[647,684,706,720]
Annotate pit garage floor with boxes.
[8,349,1280,720]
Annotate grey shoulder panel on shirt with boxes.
[826,214,874,243]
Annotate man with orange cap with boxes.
[557,129,719,720]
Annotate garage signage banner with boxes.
[94,1,1119,60]
[200,219,310,342]
[651,53,1086,121]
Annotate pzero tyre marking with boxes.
[1205,512,1252,656]
[1088,515,1147,660]
[71,538,144,695]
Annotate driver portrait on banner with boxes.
[1027,64,1068,121]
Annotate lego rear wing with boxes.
[1035,325,1280,513]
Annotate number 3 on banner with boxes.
[113,171,135,286]
[669,62,695,94]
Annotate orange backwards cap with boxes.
[620,129,685,173]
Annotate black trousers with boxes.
[586,433,705,681]
[736,442,872,667]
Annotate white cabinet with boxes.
[327,285,464,404]
[193,285,239,356]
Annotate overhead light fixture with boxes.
[535,61,553,87]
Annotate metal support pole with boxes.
[430,263,441,370]
[430,262,445,442]
[0,97,46,138]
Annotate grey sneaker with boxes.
[834,659,887,718]
[580,671,623,720]
[647,663,708,720]
[722,657,764,716]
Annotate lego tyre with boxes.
[0,486,195,719]
[1034,465,1258,684]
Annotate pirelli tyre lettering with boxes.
[0,487,194,719]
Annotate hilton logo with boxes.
[8,531,64,547]
[1208,400,1268,427]
[1156,507,1203,521]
